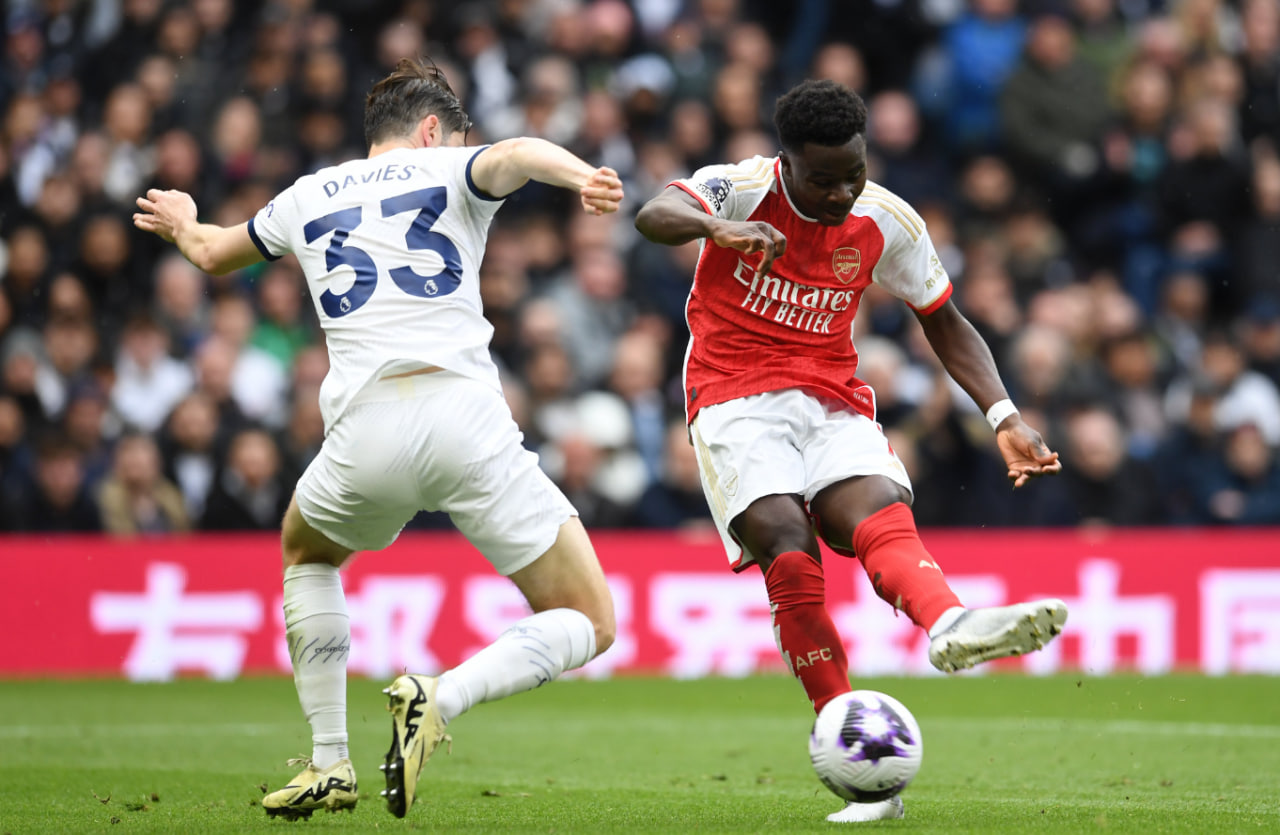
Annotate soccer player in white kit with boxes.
[636,79,1068,823]
[133,57,620,820]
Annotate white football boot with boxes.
[827,796,905,823]
[262,757,358,819]
[380,674,451,818]
[928,599,1068,673]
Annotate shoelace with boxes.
[286,757,314,769]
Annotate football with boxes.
[808,689,923,803]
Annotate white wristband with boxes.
[985,399,1019,431]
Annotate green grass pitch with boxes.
[1,674,1277,833]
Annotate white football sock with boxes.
[435,607,596,724]
[283,563,350,770]
[928,606,966,638]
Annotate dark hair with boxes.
[364,56,472,147]
[773,79,867,152]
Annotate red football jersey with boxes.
[672,157,952,423]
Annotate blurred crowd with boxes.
[2,0,1279,537]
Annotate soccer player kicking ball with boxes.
[635,79,1068,823]
[134,57,621,820]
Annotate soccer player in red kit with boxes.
[635,79,1068,823]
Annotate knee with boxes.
[731,496,820,568]
[280,496,351,570]
[592,607,617,657]
[584,587,616,657]
[280,527,341,570]
[814,476,911,539]
[741,520,819,571]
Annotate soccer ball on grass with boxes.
[808,689,923,803]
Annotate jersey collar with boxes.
[774,157,821,224]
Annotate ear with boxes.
[420,114,443,148]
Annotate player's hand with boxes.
[133,188,198,243]
[995,416,1062,488]
[580,167,623,215]
[710,221,787,282]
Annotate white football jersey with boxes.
[249,146,504,429]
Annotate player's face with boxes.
[780,137,867,226]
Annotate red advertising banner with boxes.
[2,528,1278,680]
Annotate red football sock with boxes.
[852,502,962,631]
[764,551,851,714]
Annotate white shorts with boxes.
[295,370,576,575]
[689,388,913,570]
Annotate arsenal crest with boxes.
[833,247,861,283]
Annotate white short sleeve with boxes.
[671,156,776,223]
[247,186,298,261]
[860,183,952,313]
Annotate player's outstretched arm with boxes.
[133,188,263,275]
[635,187,787,282]
[916,300,1061,488]
[469,137,623,214]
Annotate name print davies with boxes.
[322,163,418,197]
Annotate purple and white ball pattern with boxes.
[808,690,923,803]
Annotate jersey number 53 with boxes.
[304,186,462,318]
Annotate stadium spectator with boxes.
[1191,422,1280,523]
[198,426,289,530]
[914,0,1028,156]
[148,127,209,201]
[866,90,951,209]
[158,391,223,521]
[62,379,112,478]
[34,175,86,275]
[1000,11,1111,200]
[1053,403,1167,525]
[543,244,636,390]
[109,312,193,433]
[1097,328,1171,457]
[248,261,313,373]
[1241,297,1280,385]
[543,425,635,529]
[1151,268,1211,372]
[97,430,189,536]
[7,432,100,532]
[151,252,211,356]
[1167,329,1280,446]
[635,78,1067,823]
[1152,373,1223,523]
[952,155,1018,244]
[189,334,252,442]
[1073,0,1134,100]
[0,394,32,528]
[45,272,94,325]
[632,417,716,529]
[521,336,579,449]
[275,386,324,487]
[606,327,671,482]
[39,315,98,418]
[2,224,51,327]
[1239,157,1280,306]
[2,328,61,425]
[1088,58,1175,307]
[68,130,115,214]
[1239,0,1280,147]
[205,293,289,428]
[99,83,154,206]
[1156,95,1253,312]
[81,0,165,105]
